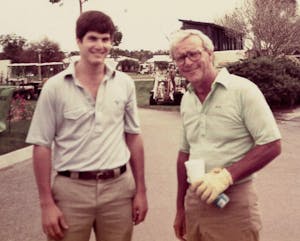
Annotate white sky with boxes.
[0,0,285,52]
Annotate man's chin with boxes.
[184,72,202,82]
[90,58,105,66]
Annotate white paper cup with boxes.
[185,159,230,208]
[184,159,205,183]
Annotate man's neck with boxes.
[75,60,106,84]
[195,69,217,91]
[193,69,218,102]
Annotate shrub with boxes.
[117,59,139,72]
[226,56,300,108]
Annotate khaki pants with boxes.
[49,169,136,241]
[185,180,262,241]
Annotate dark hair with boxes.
[76,10,116,41]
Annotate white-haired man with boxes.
[170,29,281,241]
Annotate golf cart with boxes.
[149,69,187,105]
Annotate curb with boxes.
[0,145,32,170]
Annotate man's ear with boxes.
[76,38,82,45]
[207,50,215,63]
[206,49,213,56]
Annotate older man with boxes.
[170,29,281,241]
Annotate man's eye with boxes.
[177,55,186,61]
[188,52,198,58]
[102,37,110,42]
[88,36,98,41]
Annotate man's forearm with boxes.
[125,133,146,193]
[227,139,281,182]
[176,151,189,210]
[33,145,55,207]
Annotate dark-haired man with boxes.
[26,10,147,241]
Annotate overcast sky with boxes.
[0,0,291,52]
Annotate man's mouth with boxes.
[183,68,197,74]
[91,50,107,56]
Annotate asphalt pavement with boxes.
[0,108,299,241]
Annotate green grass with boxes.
[0,120,32,155]
[134,80,180,112]
[127,73,154,80]
[135,80,153,107]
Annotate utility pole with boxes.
[79,0,83,14]
[37,49,42,82]
[79,0,88,14]
[50,0,88,15]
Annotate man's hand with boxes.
[191,168,233,204]
[41,203,68,240]
[173,209,186,241]
[132,191,148,225]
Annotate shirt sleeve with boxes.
[242,83,281,145]
[25,82,57,147]
[179,121,190,153]
[179,103,190,153]
[124,77,141,134]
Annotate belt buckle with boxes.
[70,172,79,179]
[96,171,106,180]
[96,170,115,180]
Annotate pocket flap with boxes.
[64,107,88,120]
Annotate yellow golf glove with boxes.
[191,168,233,204]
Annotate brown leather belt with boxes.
[58,164,126,180]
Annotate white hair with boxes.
[169,29,214,58]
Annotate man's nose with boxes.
[95,39,105,48]
[183,56,193,66]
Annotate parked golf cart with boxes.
[149,70,187,105]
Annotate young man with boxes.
[170,29,281,241]
[26,11,148,241]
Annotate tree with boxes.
[0,34,65,63]
[117,59,140,72]
[217,0,300,56]
[113,30,123,46]
[0,34,27,63]
[28,38,65,63]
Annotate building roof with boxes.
[146,55,172,63]
[179,19,243,37]
[179,19,225,31]
[117,56,140,62]
[8,62,64,67]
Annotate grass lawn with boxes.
[127,73,154,80]
[0,78,179,155]
[0,120,32,155]
[135,80,180,112]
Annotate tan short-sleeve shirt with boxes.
[26,62,140,171]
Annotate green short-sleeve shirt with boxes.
[180,68,281,172]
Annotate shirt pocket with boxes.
[107,98,126,119]
[64,107,89,120]
[62,107,93,137]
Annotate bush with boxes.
[226,56,300,108]
[117,59,139,72]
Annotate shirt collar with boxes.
[63,61,116,82]
[187,67,230,93]
[213,68,230,89]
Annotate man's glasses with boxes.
[173,49,204,66]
